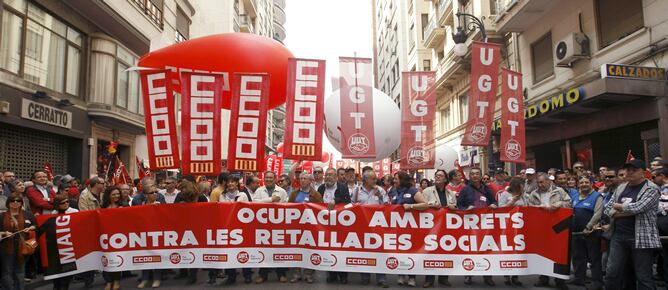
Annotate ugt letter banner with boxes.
[37,204,571,280]
[461,42,501,147]
[140,69,180,170]
[401,72,436,170]
[500,69,526,163]
[227,73,269,172]
[339,57,376,159]
[284,58,326,161]
[180,71,224,175]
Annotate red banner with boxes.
[37,204,571,280]
[135,157,146,179]
[401,72,436,170]
[381,158,391,177]
[461,42,501,147]
[228,73,270,172]
[391,162,401,174]
[44,161,53,181]
[112,157,131,185]
[339,57,376,159]
[284,58,326,161]
[140,69,180,170]
[500,69,526,163]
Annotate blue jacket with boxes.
[131,192,166,206]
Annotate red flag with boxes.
[140,69,180,170]
[113,157,131,185]
[461,42,501,147]
[227,73,270,172]
[284,58,326,161]
[401,72,436,169]
[455,159,467,182]
[500,69,526,163]
[626,150,634,162]
[391,162,401,174]
[380,158,391,177]
[180,71,224,175]
[339,57,376,159]
[135,157,146,179]
[43,161,53,181]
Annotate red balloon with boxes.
[276,142,284,154]
[321,152,330,163]
[138,33,293,109]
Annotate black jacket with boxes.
[317,182,351,204]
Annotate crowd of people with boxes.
[0,156,666,290]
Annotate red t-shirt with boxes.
[447,183,465,196]
[488,181,509,201]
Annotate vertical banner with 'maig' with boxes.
[284,58,326,161]
[227,73,270,172]
[180,71,224,175]
[140,69,180,170]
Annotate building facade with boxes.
[495,0,668,171]
[0,0,286,181]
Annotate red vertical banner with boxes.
[284,58,326,161]
[381,158,391,176]
[266,155,276,173]
[180,72,224,175]
[461,42,501,147]
[228,73,270,172]
[43,161,53,181]
[373,161,381,177]
[339,57,376,159]
[500,69,526,163]
[401,72,436,169]
[140,69,180,170]
[391,162,401,174]
[273,156,284,175]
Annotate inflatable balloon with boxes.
[435,144,459,171]
[324,88,401,162]
[276,142,284,154]
[138,33,293,109]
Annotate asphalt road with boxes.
[30,271,598,290]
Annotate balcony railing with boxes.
[239,14,254,33]
[438,0,453,26]
[423,16,445,48]
[129,0,164,29]
[495,0,519,17]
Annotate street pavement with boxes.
[30,271,598,290]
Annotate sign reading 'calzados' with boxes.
[37,203,571,280]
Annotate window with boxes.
[531,32,554,83]
[115,47,141,114]
[423,60,431,71]
[441,107,451,132]
[459,94,468,124]
[421,14,429,40]
[596,0,643,48]
[0,2,83,96]
[408,22,415,50]
[129,0,164,28]
[175,7,190,43]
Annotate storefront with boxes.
[0,85,90,180]
[523,64,666,171]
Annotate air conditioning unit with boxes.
[0,101,9,114]
[554,32,589,66]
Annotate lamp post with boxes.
[451,11,499,173]
[451,12,487,57]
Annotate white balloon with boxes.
[324,88,401,162]
[434,144,459,171]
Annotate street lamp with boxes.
[451,12,487,57]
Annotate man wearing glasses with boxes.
[158,177,180,204]
[604,159,661,290]
[312,167,325,190]
[131,178,166,206]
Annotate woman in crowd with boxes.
[497,177,527,286]
[137,185,163,288]
[419,178,431,191]
[394,171,421,287]
[50,194,78,290]
[567,176,578,192]
[174,181,207,285]
[221,176,241,202]
[197,180,212,201]
[0,180,30,213]
[0,193,36,290]
[101,186,125,290]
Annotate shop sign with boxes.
[601,64,666,81]
[21,98,72,129]
[493,86,584,131]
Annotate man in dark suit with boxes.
[317,168,351,283]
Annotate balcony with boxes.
[273,21,286,42]
[494,0,557,33]
[242,0,257,18]
[239,14,254,33]
[438,0,453,26]
[423,16,446,48]
[274,4,286,25]
[274,0,286,7]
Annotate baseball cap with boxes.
[525,168,536,175]
[623,159,646,170]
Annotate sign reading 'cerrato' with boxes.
[601,64,666,81]
[21,98,72,129]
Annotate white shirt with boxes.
[36,184,50,200]
[52,207,79,214]
[322,184,337,203]
[352,185,389,205]
[252,186,288,203]
[159,189,180,204]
